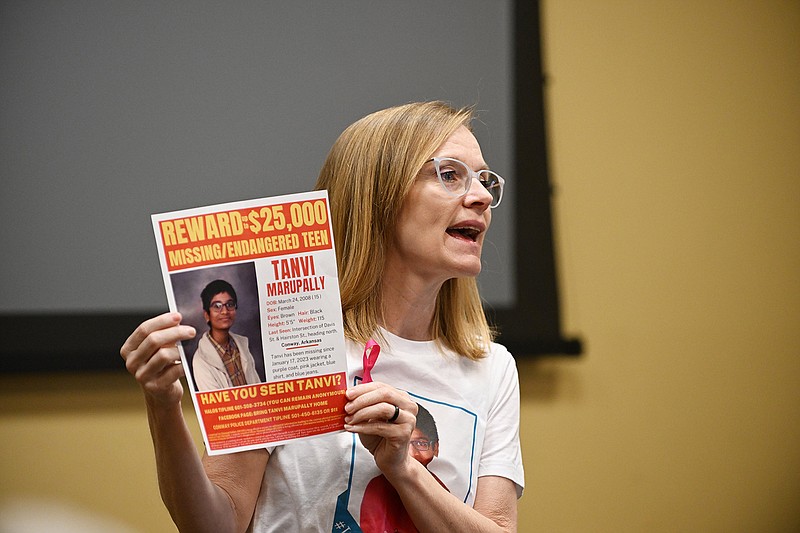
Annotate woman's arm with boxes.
[121,312,268,533]
[392,465,517,532]
[344,383,518,532]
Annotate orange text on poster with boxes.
[196,372,347,451]
[160,199,332,272]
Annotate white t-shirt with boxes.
[250,329,524,532]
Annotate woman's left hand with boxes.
[343,381,418,474]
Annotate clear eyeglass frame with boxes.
[430,157,505,208]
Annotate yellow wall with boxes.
[1,1,798,531]
[0,373,198,531]
[520,0,799,531]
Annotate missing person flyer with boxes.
[152,190,347,455]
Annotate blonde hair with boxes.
[315,101,495,360]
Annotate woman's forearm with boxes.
[388,461,517,533]
[145,399,240,533]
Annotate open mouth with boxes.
[446,226,481,242]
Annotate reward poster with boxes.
[152,191,347,455]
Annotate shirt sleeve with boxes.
[478,344,525,497]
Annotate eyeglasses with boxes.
[209,301,237,312]
[430,157,505,208]
[409,439,436,451]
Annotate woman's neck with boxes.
[379,267,444,341]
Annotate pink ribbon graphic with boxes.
[361,339,380,383]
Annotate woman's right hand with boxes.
[120,312,197,406]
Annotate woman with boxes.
[121,101,524,532]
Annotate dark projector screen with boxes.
[0,1,580,371]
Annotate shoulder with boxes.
[466,340,516,372]
[230,331,249,346]
[485,341,515,366]
[470,341,520,392]
[193,338,215,371]
[195,333,213,354]
[487,341,518,373]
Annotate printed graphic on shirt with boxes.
[331,388,478,533]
